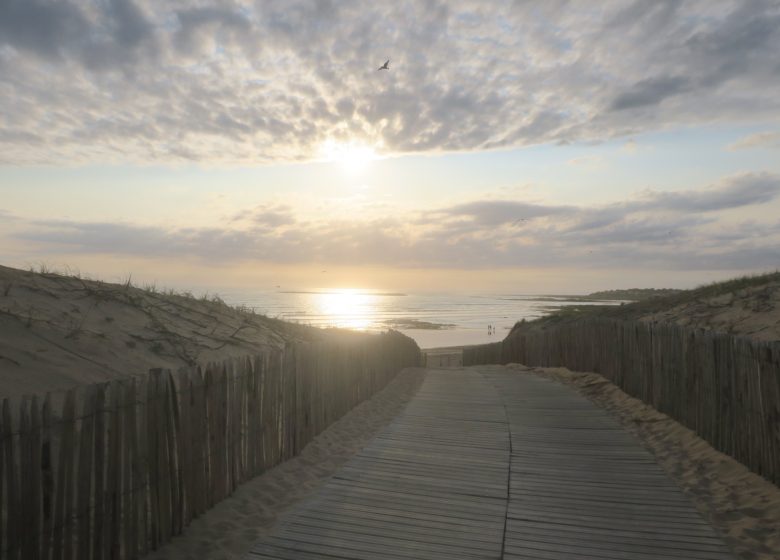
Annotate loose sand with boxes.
[141,367,426,560]
[511,364,780,560]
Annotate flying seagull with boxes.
[377,59,390,71]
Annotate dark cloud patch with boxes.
[686,2,780,64]
[634,173,780,213]
[610,76,689,111]
[107,0,154,48]
[556,173,780,235]
[0,0,89,59]
[560,215,711,245]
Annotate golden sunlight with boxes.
[320,140,378,172]
[315,289,377,330]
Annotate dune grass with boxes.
[511,270,780,333]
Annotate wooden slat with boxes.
[176,369,193,527]
[30,396,43,560]
[482,369,735,560]
[146,370,160,551]
[106,382,122,560]
[2,398,18,560]
[53,390,76,560]
[125,379,139,559]
[19,397,32,560]
[40,395,54,560]
[75,386,96,560]
[163,370,181,539]
[192,367,207,518]
[92,384,106,560]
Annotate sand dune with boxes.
[0,265,344,398]
[514,272,780,342]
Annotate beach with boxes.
[218,290,624,349]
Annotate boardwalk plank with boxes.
[244,367,736,560]
[483,368,735,560]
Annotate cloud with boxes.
[230,204,296,229]
[439,200,572,226]
[610,76,690,111]
[0,0,89,59]
[1,1,780,163]
[728,131,780,151]
[12,173,780,271]
[631,173,780,213]
[556,173,780,234]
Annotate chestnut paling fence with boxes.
[463,318,780,486]
[0,331,421,560]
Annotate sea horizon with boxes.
[219,288,624,349]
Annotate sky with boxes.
[1,0,780,294]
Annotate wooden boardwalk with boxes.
[246,366,735,560]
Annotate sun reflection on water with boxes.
[314,289,378,330]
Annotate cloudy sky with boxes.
[1,0,780,293]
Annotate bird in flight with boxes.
[377,59,390,71]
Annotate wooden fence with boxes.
[463,318,780,485]
[0,331,421,560]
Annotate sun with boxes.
[321,140,378,173]
[316,289,377,330]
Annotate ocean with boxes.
[220,289,623,349]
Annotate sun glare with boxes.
[321,140,378,172]
[316,289,377,330]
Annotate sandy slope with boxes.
[0,265,336,398]
[636,280,780,341]
[513,274,780,343]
